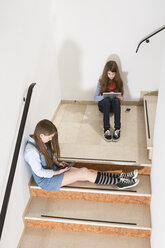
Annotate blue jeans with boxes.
[98,97,121,131]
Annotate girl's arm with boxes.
[25,149,70,177]
[24,149,55,178]
[53,167,70,175]
[117,95,124,101]
[53,158,70,174]
[53,157,69,168]
[94,81,103,102]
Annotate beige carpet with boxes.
[53,103,150,165]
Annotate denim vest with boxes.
[26,141,57,187]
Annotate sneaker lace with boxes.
[119,178,130,183]
[120,171,133,178]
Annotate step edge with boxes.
[30,185,151,197]
[25,216,152,230]
[60,158,152,166]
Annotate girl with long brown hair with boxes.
[24,120,139,190]
[94,60,123,141]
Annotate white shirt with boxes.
[24,136,54,178]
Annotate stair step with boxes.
[55,103,151,166]
[60,161,151,175]
[19,227,150,248]
[30,175,151,205]
[24,197,151,238]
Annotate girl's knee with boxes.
[103,97,110,103]
[79,167,90,178]
[102,97,111,107]
[113,97,120,105]
[80,167,89,174]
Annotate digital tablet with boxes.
[67,162,75,168]
[59,162,75,169]
[103,92,121,99]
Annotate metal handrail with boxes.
[0,83,36,239]
[136,25,165,53]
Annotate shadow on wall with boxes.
[107,54,131,100]
[57,40,82,100]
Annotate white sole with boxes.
[112,138,120,142]
[104,138,113,142]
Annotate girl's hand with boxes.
[58,161,69,168]
[54,167,70,175]
[117,95,123,101]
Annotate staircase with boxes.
[19,100,157,247]
[19,162,151,248]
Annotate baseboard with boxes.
[61,100,96,105]
[61,99,142,106]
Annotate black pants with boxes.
[98,97,121,131]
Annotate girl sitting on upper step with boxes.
[94,60,123,142]
[24,119,139,191]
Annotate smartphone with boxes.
[125,108,131,112]
[67,162,75,168]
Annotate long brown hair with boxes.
[33,119,60,169]
[100,60,123,95]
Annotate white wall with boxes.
[0,0,61,247]
[151,39,165,248]
[54,0,165,101]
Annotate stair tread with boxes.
[20,227,150,248]
[54,103,151,165]
[31,174,151,196]
[25,197,151,228]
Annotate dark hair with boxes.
[33,119,60,169]
[100,60,123,95]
